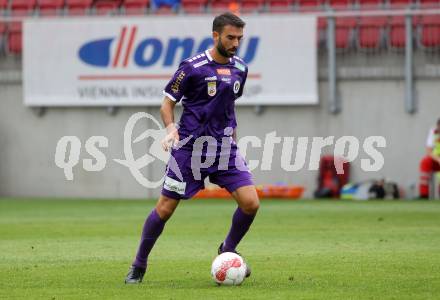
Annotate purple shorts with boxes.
[161,142,254,200]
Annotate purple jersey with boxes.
[163,50,248,147]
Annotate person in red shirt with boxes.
[419,118,440,199]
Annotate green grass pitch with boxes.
[1,198,439,299]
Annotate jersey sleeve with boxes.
[163,61,192,102]
[426,128,435,147]
[236,67,248,99]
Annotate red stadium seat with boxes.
[358,16,387,49]
[317,17,327,48]
[419,15,440,49]
[94,0,121,15]
[0,22,6,54]
[328,0,354,10]
[11,0,37,10]
[39,0,65,16]
[335,17,357,49]
[388,16,405,49]
[358,0,383,9]
[0,21,6,33]
[296,0,320,11]
[180,0,206,14]
[388,16,417,49]
[8,31,22,54]
[419,0,440,8]
[210,0,234,13]
[240,0,264,13]
[388,0,412,8]
[9,0,36,34]
[66,0,92,15]
[154,5,175,14]
[122,0,148,15]
[0,0,8,9]
[268,0,293,13]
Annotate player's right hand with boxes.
[162,130,179,152]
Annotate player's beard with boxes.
[217,38,236,58]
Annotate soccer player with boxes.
[125,12,260,284]
[419,118,440,198]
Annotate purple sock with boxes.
[132,209,165,269]
[222,207,256,253]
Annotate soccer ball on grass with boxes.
[211,252,247,286]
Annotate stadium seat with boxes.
[358,0,383,9]
[8,31,22,54]
[66,0,93,15]
[0,0,8,10]
[328,0,354,10]
[388,16,406,49]
[0,21,6,34]
[296,0,321,11]
[419,0,440,8]
[268,0,293,13]
[240,0,264,14]
[418,15,440,49]
[154,5,176,14]
[317,17,327,48]
[11,0,37,10]
[388,0,413,8]
[38,0,65,16]
[94,0,121,15]
[335,17,357,49]
[210,0,238,13]
[358,16,387,49]
[122,0,149,15]
[388,16,417,49]
[8,0,36,33]
[0,21,6,54]
[180,0,206,14]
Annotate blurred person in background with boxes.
[419,118,440,199]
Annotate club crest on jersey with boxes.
[207,81,217,96]
[233,80,240,94]
[217,68,231,76]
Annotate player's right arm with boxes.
[160,97,179,152]
[161,60,192,151]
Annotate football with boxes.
[211,252,247,286]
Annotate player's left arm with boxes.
[236,66,248,99]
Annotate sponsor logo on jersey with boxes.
[207,81,217,96]
[233,80,240,94]
[221,77,231,83]
[171,70,185,94]
[217,68,231,76]
[164,176,186,195]
[205,76,217,81]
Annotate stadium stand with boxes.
[0,0,440,54]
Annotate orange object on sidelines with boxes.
[194,185,305,199]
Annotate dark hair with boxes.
[212,12,246,33]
